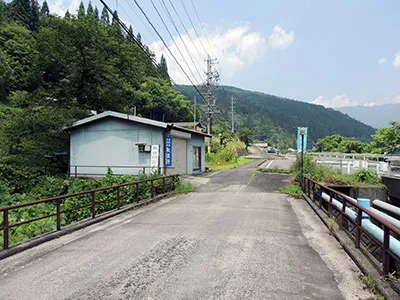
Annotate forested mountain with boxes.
[338,104,400,129]
[0,0,192,167]
[177,85,376,148]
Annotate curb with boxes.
[302,193,400,300]
[0,192,173,261]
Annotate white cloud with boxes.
[312,94,358,108]
[46,0,80,16]
[391,95,400,104]
[378,58,387,64]
[268,25,294,49]
[150,25,266,84]
[363,102,376,107]
[393,52,400,67]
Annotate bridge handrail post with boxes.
[339,198,346,230]
[383,225,390,274]
[91,191,96,219]
[136,182,139,202]
[56,199,61,231]
[3,210,9,249]
[355,208,361,249]
[117,186,120,210]
[318,187,322,209]
[162,177,166,194]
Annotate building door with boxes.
[193,146,201,171]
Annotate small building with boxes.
[65,111,211,177]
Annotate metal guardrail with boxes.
[308,153,400,177]
[0,175,177,250]
[302,176,400,275]
[68,165,166,177]
[308,152,385,160]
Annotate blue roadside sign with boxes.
[297,127,308,153]
[165,136,172,167]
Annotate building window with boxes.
[193,146,201,171]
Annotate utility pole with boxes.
[205,55,219,153]
[231,95,235,133]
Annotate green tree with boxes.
[40,0,49,16]
[100,7,109,25]
[238,127,254,150]
[159,54,169,81]
[86,1,93,16]
[64,9,70,18]
[0,23,40,95]
[0,103,88,166]
[370,122,400,153]
[127,25,134,43]
[111,10,123,40]
[0,0,7,24]
[94,7,99,21]
[9,0,30,27]
[316,134,344,152]
[0,50,12,101]
[77,1,85,19]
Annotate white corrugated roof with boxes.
[68,111,168,130]
[66,111,212,137]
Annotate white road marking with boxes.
[266,160,273,169]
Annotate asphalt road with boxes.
[0,161,346,300]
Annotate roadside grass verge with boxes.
[292,155,383,187]
[279,184,303,199]
[206,157,253,171]
[173,183,193,195]
[259,168,292,174]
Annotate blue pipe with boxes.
[320,192,400,257]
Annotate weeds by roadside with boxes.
[259,168,292,174]
[173,183,193,194]
[279,184,302,198]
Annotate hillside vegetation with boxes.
[177,85,375,149]
[0,0,193,168]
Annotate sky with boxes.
[40,0,400,108]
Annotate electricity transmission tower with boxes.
[205,55,219,152]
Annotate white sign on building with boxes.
[151,145,160,172]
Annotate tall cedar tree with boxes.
[40,0,49,16]
[159,55,169,81]
[86,1,93,16]
[100,7,109,25]
[94,7,99,21]
[127,25,134,43]
[77,1,85,19]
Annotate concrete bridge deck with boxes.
[0,161,372,299]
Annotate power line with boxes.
[166,0,206,73]
[179,0,209,56]
[149,0,203,85]
[158,0,204,82]
[127,0,206,101]
[123,0,191,84]
[100,0,205,104]
[189,0,217,58]
[120,0,207,103]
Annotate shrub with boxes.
[352,168,382,185]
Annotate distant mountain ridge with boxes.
[337,104,400,129]
[176,85,376,147]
